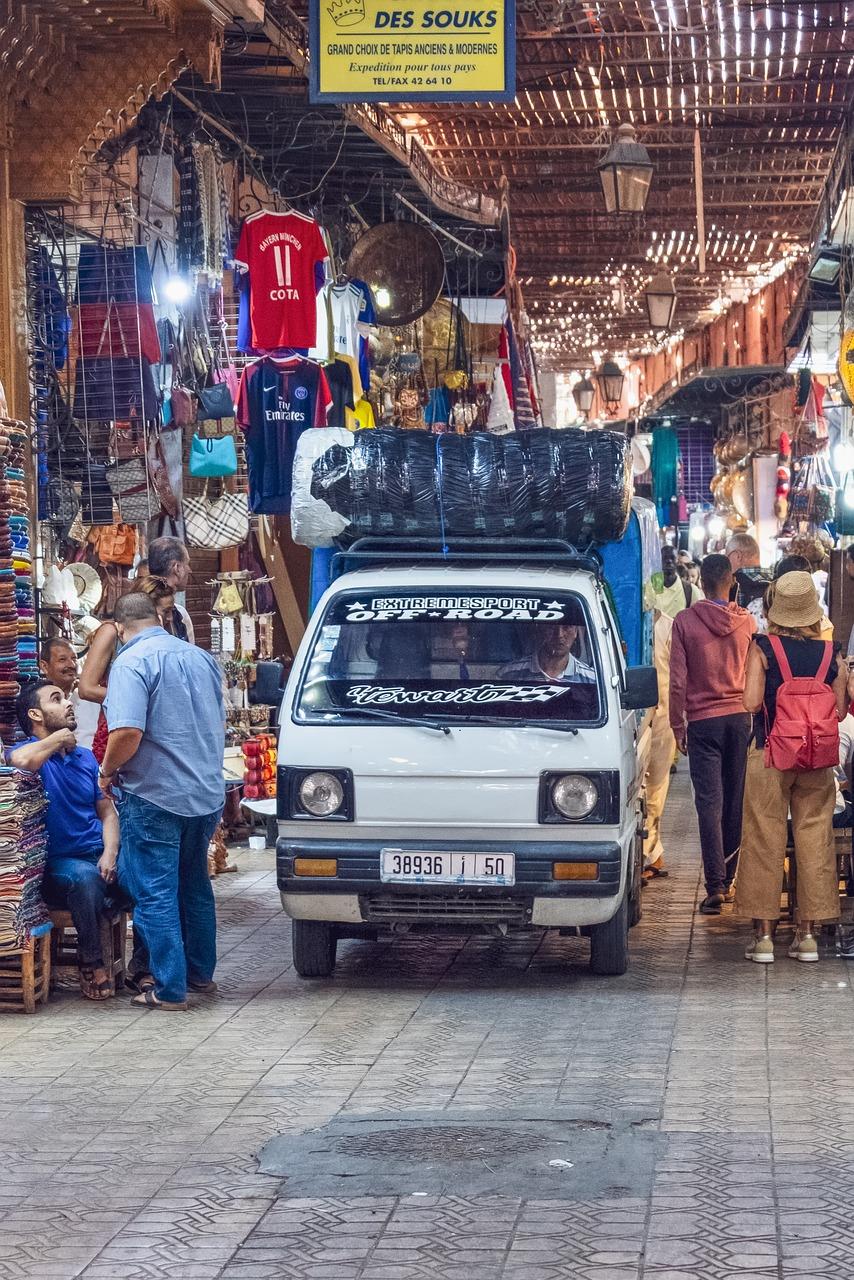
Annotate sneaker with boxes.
[745,935,774,963]
[788,934,819,963]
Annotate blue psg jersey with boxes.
[237,357,331,514]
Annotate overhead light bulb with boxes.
[163,275,192,305]
[833,441,854,473]
[707,515,725,536]
[375,286,392,309]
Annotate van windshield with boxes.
[294,590,603,726]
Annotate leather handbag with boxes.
[196,381,236,421]
[184,485,249,549]
[170,385,197,426]
[89,523,137,565]
[189,433,238,479]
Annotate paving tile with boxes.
[0,782,847,1279]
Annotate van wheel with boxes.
[292,921,337,978]
[589,891,629,976]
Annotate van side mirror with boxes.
[621,665,658,710]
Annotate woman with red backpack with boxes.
[736,571,849,963]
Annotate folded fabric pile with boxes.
[0,766,50,954]
[0,421,19,743]
[6,429,37,687]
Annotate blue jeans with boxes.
[41,854,148,973]
[117,791,222,1003]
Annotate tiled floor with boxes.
[2,776,854,1278]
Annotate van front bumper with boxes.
[277,836,625,928]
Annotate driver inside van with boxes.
[499,621,596,684]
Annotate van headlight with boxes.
[298,772,345,817]
[278,767,354,821]
[551,774,600,819]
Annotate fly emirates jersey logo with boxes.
[265,386,309,423]
[258,230,305,303]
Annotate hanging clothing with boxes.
[233,210,328,351]
[236,356,332,514]
[651,426,681,525]
[177,145,205,276]
[486,364,514,434]
[325,357,357,431]
[329,282,362,359]
[352,397,375,429]
[350,279,376,388]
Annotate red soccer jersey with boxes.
[234,210,328,352]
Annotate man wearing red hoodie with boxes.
[670,553,756,915]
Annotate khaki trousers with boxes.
[733,746,839,923]
[644,708,675,866]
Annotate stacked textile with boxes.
[0,767,50,955]
[0,422,18,743]
[6,431,37,687]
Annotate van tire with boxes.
[589,891,629,976]
[292,921,337,978]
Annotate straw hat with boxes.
[767,571,822,629]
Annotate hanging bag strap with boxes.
[767,634,793,683]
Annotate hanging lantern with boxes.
[572,376,595,417]
[596,123,654,214]
[596,359,625,410]
[644,272,677,330]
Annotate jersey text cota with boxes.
[237,357,332,514]
[233,210,328,352]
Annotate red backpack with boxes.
[764,635,839,772]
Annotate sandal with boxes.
[130,989,187,1011]
[699,894,725,915]
[79,968,113,1002]
[125,971,156,994]
[642,864,670,882]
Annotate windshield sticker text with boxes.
[345,683,569,705]
[344,595,568,622]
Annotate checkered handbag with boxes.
[184,485,249,549]
[105,456,157,524]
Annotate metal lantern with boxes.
[644,271,677,329]
[596,123,654,214]
[572,376,595,417]
[596,359,625,410]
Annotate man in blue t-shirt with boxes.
[9,681,148,1002]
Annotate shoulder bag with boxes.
[184,482,249,549]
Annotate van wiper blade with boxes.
[336,706,451,735]
[421,714,580,735]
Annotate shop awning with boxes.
[648,366,791,418]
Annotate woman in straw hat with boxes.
[736,571,849,963]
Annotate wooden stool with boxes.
[49,909,128,994]
[0,933,51,1013]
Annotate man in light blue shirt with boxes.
[100,592,225,1009]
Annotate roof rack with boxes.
[331,537,603,580]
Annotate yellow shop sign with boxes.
[309,0,515,103]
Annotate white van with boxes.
[276,539,657,978]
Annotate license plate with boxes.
[380,850,515,885]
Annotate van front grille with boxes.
[360,892,530,926]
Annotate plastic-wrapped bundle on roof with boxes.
[291,427,632,549]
